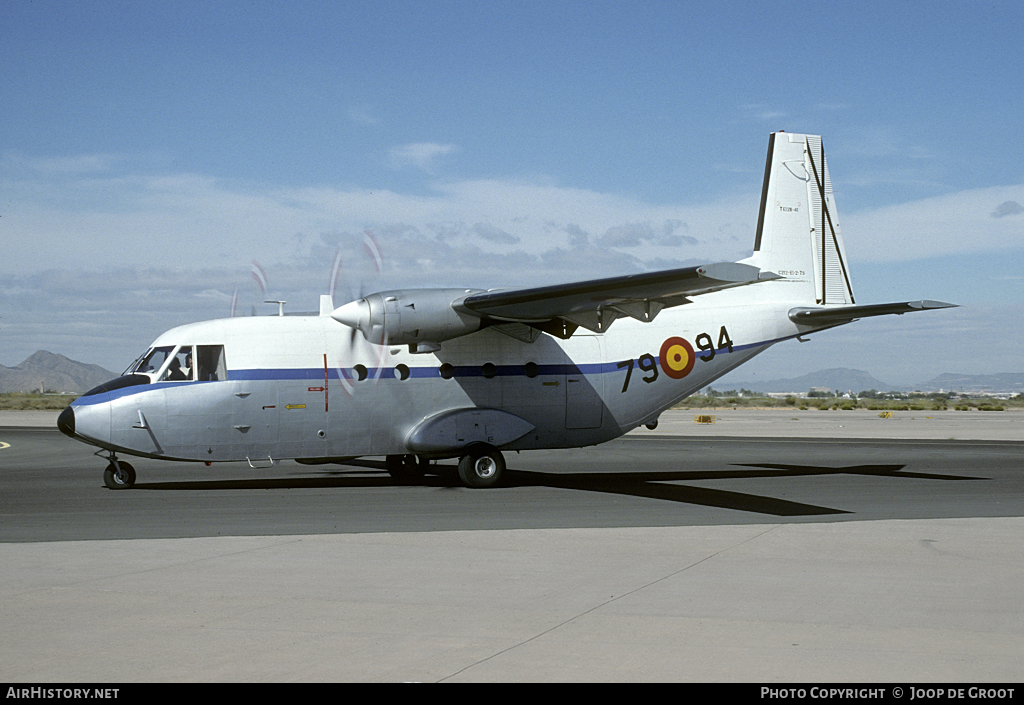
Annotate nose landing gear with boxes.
[99,452,136,489]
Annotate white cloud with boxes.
[5,155,1023,283]
[843,184,1024,262]
[740,104,786,121]
[387,142,458,172]
[3,154,1023,372]
[4,152,125,175]
[347,105,379,127]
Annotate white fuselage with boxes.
[65,285,811,464]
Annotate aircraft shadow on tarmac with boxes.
[130,459,984,518]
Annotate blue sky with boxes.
[2,0,1022,386]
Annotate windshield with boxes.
[131,346,175,376]
[124,344,227,381]
[121,351,149,376]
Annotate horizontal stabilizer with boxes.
[789,300,957,325]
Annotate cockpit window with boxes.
[160,347,193,381]
[128,344,228,382]
[133,346,174,376]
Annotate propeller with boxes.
[228,260,270,317]
[223,232,390,396]
[251,260,268,295]
[329,230,390,396]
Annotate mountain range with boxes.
[716,367,1024,395]
[2,352,1022,396]
[0,351,117,394]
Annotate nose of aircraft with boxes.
[57,405,75,437]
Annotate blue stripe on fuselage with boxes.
[69,334,788,404]
[70,380,198,406]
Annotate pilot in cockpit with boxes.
[164,350,193,381]
[165,358,187,381]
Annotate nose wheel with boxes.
[103,458,136,490]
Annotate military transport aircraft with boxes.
[57,132,955,490]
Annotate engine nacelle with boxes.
[331,288,485,349]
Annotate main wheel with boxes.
[457,446,505,489]
[386,454,425,483]
[103,461,136,490]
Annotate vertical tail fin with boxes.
[746,132,855,305]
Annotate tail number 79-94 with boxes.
[617,326,733,393]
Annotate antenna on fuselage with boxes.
[264,300,286,316]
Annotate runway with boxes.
[2,410,1022,681]
[1,427,1022,541]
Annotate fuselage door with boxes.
[565,336,603,429]
[230,380,279,461]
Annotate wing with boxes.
[788,300,958,326]
[457,262,780,337]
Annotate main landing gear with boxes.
[457,445,505,489]
[101,454,136,490]
[385,453,429,484]
[386,444,506,489]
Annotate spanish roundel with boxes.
[659,337,695,379]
